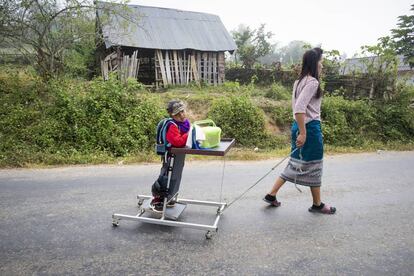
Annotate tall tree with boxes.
[231,24,273,68]
[0,0,132,80]
[277,40,311,65]
[360,36,398,100]
[391,4,414,68]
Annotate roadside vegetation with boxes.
[0,2,412,167]
[1,66,413,167]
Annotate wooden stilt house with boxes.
[96,2,237,87]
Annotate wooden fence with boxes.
[101,50,140,82]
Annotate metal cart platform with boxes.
[112,138,235,239]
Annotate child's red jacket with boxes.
[166,123,189,147]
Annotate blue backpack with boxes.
[155,118,176,155]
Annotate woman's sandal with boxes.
[263,194,281,207]
[308,203,336,214]
[269,200,281,207]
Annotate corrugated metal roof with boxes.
[341,55,412,74]
[97,2,236,52]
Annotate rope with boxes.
[219,156,226,203]
[293,147,303,193]
[221,147,298,212]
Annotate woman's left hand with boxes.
[296,133,306,148]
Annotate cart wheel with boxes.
[205,231,213,239]
[217,208,222,215]
[112,220,119,227]
[138,199,144,206]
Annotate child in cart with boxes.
[150,100,190,212]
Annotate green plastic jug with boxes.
[193,119,221,148]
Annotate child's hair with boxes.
[166,100,185,116]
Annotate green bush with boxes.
[222,81,240,92]
[272,92,413,146]
[373,84,414,142]
[50,77,164,156]
[265,83,291,100]
[208,96,266,146]
[321,96,377,146]
[1,66,413,167]
[0,73,164,166]
[269,104,293,129]
[255,133,290,149]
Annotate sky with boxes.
[130,0,413,57]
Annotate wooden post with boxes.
[179,51,184,85]
[133,50,140,79]
[123,55,128,82]
[218,52,225,84]
[213,52,217,86]
[101,60,105,79]
[154,52,159,88]
[134,50,138,79]
[173,50,180,85]
[207,52,211,84]
[116,47,122,80]
[369,80,374,100]
[130,51,134,79]
[191,53,199,82]
[183,51,187,84]
[156,50,168,87]
[203,52,208,82]
[119,56,122,81]
[197,51,202,82]
[128,51,134,78]
[165,50,172,85]
[186,54,190,84]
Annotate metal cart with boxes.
[112,138,235,239]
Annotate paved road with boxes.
[0,151,413,275]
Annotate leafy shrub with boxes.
[50,77,164,156]
[269,104,293,129]
[208,96,266,146]
[273,92,413,146]
[225,67,297,87]
[321,96,377,145]
[255,133,290,149]
[221,81,241,92]
[373,84,414,142]
[0,70,50,165]
[265,83,291,100]
[1,66,413,167]
[125,77,146,92]
[0,73,164,166]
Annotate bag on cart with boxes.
[193,119,221,148]
[155,118,176,155]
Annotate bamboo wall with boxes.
[155,49,225,87]
[101,48,226,87]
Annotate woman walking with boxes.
[263,47,336,214]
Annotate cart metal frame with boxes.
[112,138,235,239]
